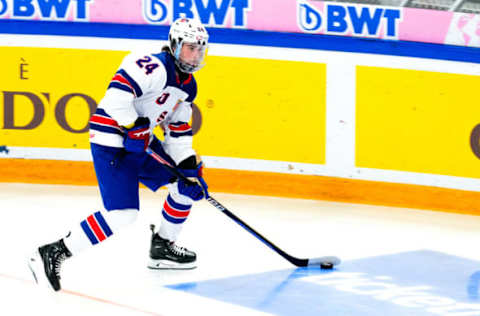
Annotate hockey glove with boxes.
[177,178,204,201]
[177,156,210,199]
[123,117,151,152]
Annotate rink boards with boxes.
[1,30,480,213]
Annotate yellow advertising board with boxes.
[356,66,480,179]
[0,47,327,164]
[195,56,326,164]
[0,47,126,149]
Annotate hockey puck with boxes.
[320,262,334,269]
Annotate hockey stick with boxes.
[146,147,341,268]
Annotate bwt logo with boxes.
[143,0,250,27]
[0,0,92,20]
[297,1,402,38]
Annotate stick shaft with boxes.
[146,148,310,267]
[206,196,309,267]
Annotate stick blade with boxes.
[307,256,341,267]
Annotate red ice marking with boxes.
[87,215,106,242]
[0,273,166,316]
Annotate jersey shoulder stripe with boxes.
[108,69,143,97]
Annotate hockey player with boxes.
[28,18,210,291]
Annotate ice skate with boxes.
[148,227,196,270]
[28,239,72,291]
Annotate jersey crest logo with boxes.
[156,111,169,124]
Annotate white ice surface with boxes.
[1,183,480,316]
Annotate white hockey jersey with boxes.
[89,50,198,164]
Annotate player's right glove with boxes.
[123,117,151,152]
[177,156,210,199]
[177,178,205,201]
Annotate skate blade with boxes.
[148,259,197,270]
[28,251,55,291]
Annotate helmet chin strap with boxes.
[174,63,190,81]
[173,41,193,74]
[174,58,193,75]
[174,41,183,61]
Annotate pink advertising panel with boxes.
[0,0,479,47]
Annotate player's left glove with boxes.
[123,117,151,152]
[177,156,209,199]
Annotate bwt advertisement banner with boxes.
[0,0,479,48]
